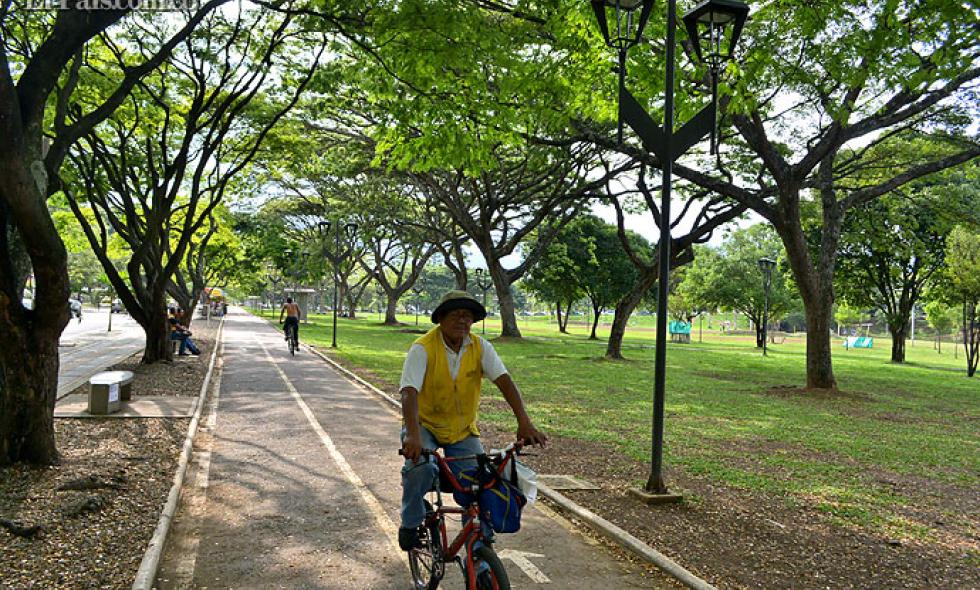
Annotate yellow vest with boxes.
[415,326,483,445]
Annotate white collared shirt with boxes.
[399,333,508,391]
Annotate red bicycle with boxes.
[400,442,527,590]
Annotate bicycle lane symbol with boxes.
[497,550,551,583]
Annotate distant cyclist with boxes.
[279,297,301,347]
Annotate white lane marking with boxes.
[497,549,551,583]
[257,336,409,571]
[172,352,223,586]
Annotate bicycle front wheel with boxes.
[473,545,510,590]
[409,507,444,589]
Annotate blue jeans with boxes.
[401,427,490,540]
[170,331,200,355]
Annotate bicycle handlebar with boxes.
[398,440,529,461]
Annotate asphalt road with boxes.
[156,309,669,589]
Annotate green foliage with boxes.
[923,300,957,336]
[525,215,644,336]
[834,151,975,350]
[686,224,799,326]
[670,245,719,320]
[945,226,980,300]
[834,299,863,329]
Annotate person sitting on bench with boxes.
[169,308,201,356]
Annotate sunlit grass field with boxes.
[253,308,978,539]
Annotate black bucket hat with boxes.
[431,290,487,324]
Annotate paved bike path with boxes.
[157,309,670,589]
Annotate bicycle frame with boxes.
[417,445,521,590]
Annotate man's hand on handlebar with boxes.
[402,431,424,463]
[517,421,548,448]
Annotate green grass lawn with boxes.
[253,308,978,539]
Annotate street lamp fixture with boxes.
[317,220,359,348]
[474,268,493,335]
[590,0,749,499]
[758,257,776,357]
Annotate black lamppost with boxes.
[758,257,775,357]
[591,0,749,498]
[318,220,358,348]
[411,285,423,327]
[474,268,493,335]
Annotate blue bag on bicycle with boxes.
[453,467,526,534]
[479,478,526,533]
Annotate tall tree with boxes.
[923,300,957,355]
[944,226,980,377]
[575,216,641,340]
[706,224,798,348]
[604,165,746,359]
[168,207,245,325]
[524,234,585,334]
[66,9,321,362]
[0,3,229,465]
[412,143,623,337]
[587,1,980,388]
[834,159,975,362]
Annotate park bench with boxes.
[88,370,134,415]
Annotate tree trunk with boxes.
[605,266,658,359]
[559,300,571,332]
[132,285,174,364]
[889,326,907,363]
[803,295,837,389]
[0,327,62,465]
[346,292,357,319]
[755,322,765,348]
[385,297,400,325]
[966,299,979,378]
[496,287,521,337]
[142,312,174,364]
[774,176,840,390]
[555,302,567,334]
[589,302,601,340]
[0,144,71,465]
[491,265,521,338]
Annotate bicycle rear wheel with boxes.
[473,545,509,590]
[409,502,444,590]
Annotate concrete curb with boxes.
[131,316,225,590]
[536,482,716,590]
[305,343,715,590]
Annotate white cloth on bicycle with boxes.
[399,333,507,391]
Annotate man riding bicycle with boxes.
[398,290,547,554]
[279,297,301,347]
